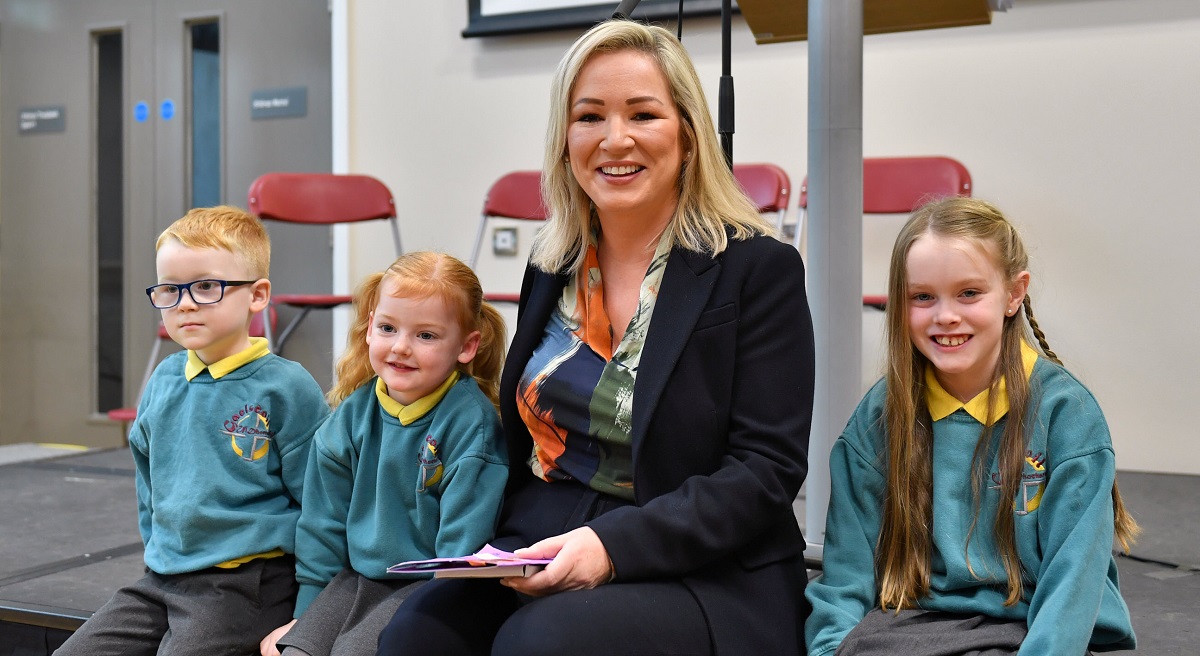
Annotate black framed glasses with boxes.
[145,279,257,309]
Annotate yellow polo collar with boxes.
[185,337,271,381]
[926,341,1039,425]
[375,371,460,426]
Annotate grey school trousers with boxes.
[54,556,297,656]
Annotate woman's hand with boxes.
[259,618,296,656]
[501,526,613,597]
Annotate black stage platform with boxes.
[0,447,143,654]
[1,447,1197,655]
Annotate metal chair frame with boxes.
[247,172,400,351]
[469,170,548,304]
[732,162,792,236]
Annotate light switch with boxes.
[493,227,518,257]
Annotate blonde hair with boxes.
[877,197,1139,610]
[328,252,506,410]
[156,205,271,279]
[532,19,772,274]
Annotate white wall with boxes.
[344,0,1200,475]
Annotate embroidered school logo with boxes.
[221,403,274,462]
[989,450,1047,515]
[417,435,444,492]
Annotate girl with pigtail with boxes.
[261,252,509,656]
[807,198,1138,656]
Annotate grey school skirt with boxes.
[278,569,424,656]
[836,609,1094,656]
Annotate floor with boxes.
[1,445,1197,654]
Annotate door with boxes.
[0,0,332,448]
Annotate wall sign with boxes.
[19,105,66,134]
[251,87,308,120]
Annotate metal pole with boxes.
[805,0,863,562]
[331,0,351,366]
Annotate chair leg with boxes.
[261,307,276,351]
[390,218,403,256]
[273,307,313,355]
[468,215,488,269]
[136,339,163,399]
[793,209,806,251]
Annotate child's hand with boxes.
[502,527,613,597]
[260,618,297,656]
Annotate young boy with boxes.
[56,206,329,655]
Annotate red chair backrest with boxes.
[799,156,971,212]
[248,173,396,225]
[861,156,972,213]
[733,163,791,213]
[483,170,548,221]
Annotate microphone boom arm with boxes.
[612,0,642,19]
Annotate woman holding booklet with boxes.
[377,19,814,656]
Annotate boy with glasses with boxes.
[57,206,329,655]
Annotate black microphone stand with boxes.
[612,0,735,168]
[717,0,733,169]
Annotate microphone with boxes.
[612,0,641,20]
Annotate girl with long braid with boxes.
[807,197,1138,655]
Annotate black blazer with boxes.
[498,234,816,655]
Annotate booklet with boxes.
[387,544,553,579]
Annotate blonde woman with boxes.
[379,19,814,656]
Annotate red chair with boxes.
[797,156,972,309]
[732,162,792,237]
[248,172,400,352]
[107,308,276,438]
[468,170,549,304]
